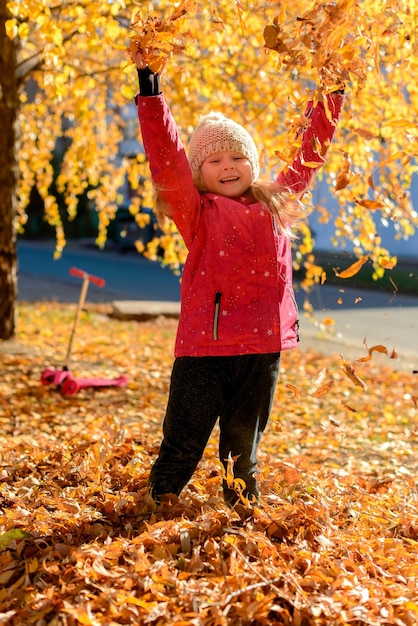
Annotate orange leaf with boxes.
[354,127,376,140]
[340,354,368,390]
[354,199,386,210]
[369,344,388,355]
[358,342,389,362]
[380,257,397,269]
[281,466,302,484]
[333,256,369,278]
[311,380,334,397]
[335,170,350,191]
[286,383,304,396]
[335,152,351,191]
[356,354,372,362]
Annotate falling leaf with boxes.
[369,344,388,355]
[333,256,369,279]
[286,383,304,396]
[357,343,388,363]
[311,380,335,397]
[335,169,350,191]
[354,128,376,140]
[340,354,368,390]
[357,353,373,363]
[354,199,386,210]
[335,152,351,191]
[342,401,358,412]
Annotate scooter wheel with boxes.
[61,378,80,396]
[41,368,57,385]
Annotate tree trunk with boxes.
[0,1,19,340]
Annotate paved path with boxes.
[15,239,418,372]
[17,239,181,303]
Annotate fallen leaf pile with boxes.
[1,303,417,625]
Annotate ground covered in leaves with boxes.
[1,303,417,625]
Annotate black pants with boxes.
[148,353,280,505]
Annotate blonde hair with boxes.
[248,180,304,239]
[154,193,171,231]
[152,172,304,239]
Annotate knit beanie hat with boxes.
[188,112,260,181]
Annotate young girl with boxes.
[133,52,344,506]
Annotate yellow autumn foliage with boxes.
[7,0,418,275]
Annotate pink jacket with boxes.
[137,93,344,357]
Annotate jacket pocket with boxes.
[212,291,222,340]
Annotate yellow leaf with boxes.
[378,151,410,167]
[18,22,30,39]
[5,19,18,39]
[383,118,415,128]
[380,256,397,269]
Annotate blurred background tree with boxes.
[0,0,417,339]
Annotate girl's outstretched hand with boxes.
[129,42,169,74]
[129,44,148,70]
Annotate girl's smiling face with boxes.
[199,151,253,197]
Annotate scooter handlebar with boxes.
[69,267,105,287]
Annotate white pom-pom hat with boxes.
[188,112,260,182]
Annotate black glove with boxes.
[137,67,160,96]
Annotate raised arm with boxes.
[277,91,345,196]
[133,53,202,248]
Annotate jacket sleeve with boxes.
[135,93,202,249]
[277,92,345,195]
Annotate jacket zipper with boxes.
[212,291,222,340]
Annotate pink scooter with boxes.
[41,267,128,396]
